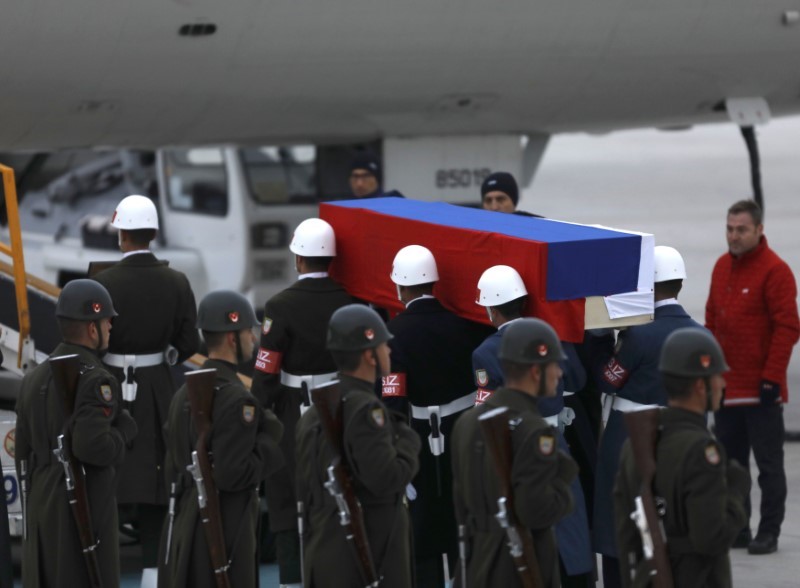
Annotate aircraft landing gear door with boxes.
[157,148,247,297]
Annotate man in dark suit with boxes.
[250,218,354,587]
[383,244,493,587]
[94,194,199,584]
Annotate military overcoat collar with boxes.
[287,275,346,293]
[52,341,104,369]
[398,297,444,315]
[200,358,243,388]
[659,407,708,431]
[337,373,376,395]
[653,303,691,320]
[485,386,542,417]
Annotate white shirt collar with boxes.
[298,271,329,280]
[654,298,679,309]
[497,317,525,330]
[406,294,435,308]
[122,249,151,259]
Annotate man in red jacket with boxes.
[706,199,800,555]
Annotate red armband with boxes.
[602,357,629,388]
[255,348,283,374]
[475,388,493,405]
[381,373,407,397]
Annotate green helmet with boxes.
[498,318,566,364]
[196,290,259,332]
[327,305,393,351]
[659,327,729,377]
[56,279,117,320]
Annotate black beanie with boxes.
[350,153,381,182]
[481,172,518,206]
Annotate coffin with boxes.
[320,198,653,342]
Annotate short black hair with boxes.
[501,360,533,382]
[201,330,228,350]
[302,256,334,272]
[403,283,435,298]
[662,373,696,399]
[492,296,527,320]
[123,228,157,246]
[728,199,763,225]
[57,318,87,342]
[655,279,682,299]
[331,349,363,372]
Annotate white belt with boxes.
[410,392,476,420]
[104,351,173,403]
[612,396,659,413]
[410,392,476,457]
[280,370,338,390]
[104,351,166,368]
[280,370,338,416]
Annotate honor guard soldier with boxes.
[296,304,421,588]
[452,318,579,588]
[159,290,284,588]
[94,194,199,581]
[384,245,493,587]
[614,328,751,587]
[251,217,354,587]
[473,265,594,586]
[15,280,138,588]
[594,246,702,587]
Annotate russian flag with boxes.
[320,198,643,343]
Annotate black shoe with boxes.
[732,528,752,549]
[748,532,778,555]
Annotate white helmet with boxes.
[391,245,439,286]
[653,246,687,282]
[476,265,528,307]
[290,218,337,257]
[111,195,159,230]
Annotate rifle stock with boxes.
[478,407,542,588]
[185,368,232,588]
[50,354,103,588]
[623,409,674,588]
[311,381,379,588]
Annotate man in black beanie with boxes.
[480,171,540,217]
[349,152,383,198]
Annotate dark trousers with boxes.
[714,403,786,537]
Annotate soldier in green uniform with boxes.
[451,318,579,588]
[15,279,138,588]
[159,290,284,588]
[251,217,354,587]
[296,305,421,588]
[93,194,199,579]
[613,328,751,587]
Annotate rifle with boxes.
[164,481,178,564]
[185,368,231,588]
[311,381,380,588]
[19,459,28,542]
[50,354,103,588]
[478,406,542,588]
[623,409,674,588]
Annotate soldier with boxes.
[251,217,354,587]
[159,290,284,587]
[472,265,594,586]
[296,304,421,587]
[94,194,199,580]
[383,244,493,587]
[452,318,579,588]
[614,328,751,586]
[594,245,703,587]
[15,279,138,587]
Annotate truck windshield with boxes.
[240,145,317,205]
[163,148,228,216]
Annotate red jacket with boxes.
[705,236,799,405]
